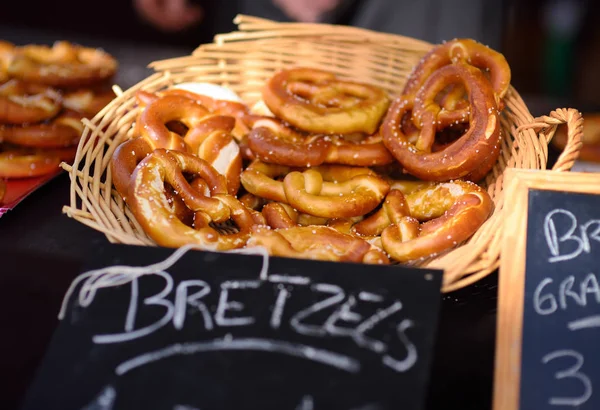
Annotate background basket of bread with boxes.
[62,15,584,292]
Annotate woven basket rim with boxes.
[62,15,584,293]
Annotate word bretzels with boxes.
[0,80,62,124]
[247,225,390,265]
[128,149,258,250]
[262,67,390,134]
[382,63,501,181]
[5,41,118,88]
[380,181,493,262]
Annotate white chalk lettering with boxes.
[295,395,314,410]
[81,385,116,410]
[542,349,592,406]
[382,320,417,373]
[559,276,585,310]
[115,337,361,376]
[93,271,174,344]
[581,272,600,306]
[290,284,345,337]
[534,273,600,316]
[544,209,600,263]
[354,302,403,353]
[173,280,213,331]
[214,281,260,327]
[324,296,362,337]
[534,278,557,315]
[270,285,289,329]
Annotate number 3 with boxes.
[542,349,593,406]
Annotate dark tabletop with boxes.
[0,172,500,410]
[0,23,559,410]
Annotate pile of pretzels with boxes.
[111,38,511,265]
[0,40,118,203]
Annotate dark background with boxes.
[0,0,583,409]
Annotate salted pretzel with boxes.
[62,88,116,117]
[135,94,210,152]
[262,67,390,134]
[403,38,511,108]
[240,160,378,206]
[283,168,389,218]
[378,180,493,262]
[184,114,242,195]
[136,86,251,140]
[5,41,117,88]
[247,116,394,167]
[382,63,502,182]
[247,225,390,265]
[0,110,84,148]
[0,79,62,124]
[0,148,61,178]
[128,149,259,250]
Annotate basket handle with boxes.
[517,108,584,171]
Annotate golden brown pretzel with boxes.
[247,116,393,167]
[128,149,259,250]
[240,160,380,211]
[0,111,84,148]
[380,180,493,262]
[0,148,61,178]
[110,137,153,200]
[62,88,116,117]
[185,114,242,195]
[247,225,390,265]
[0,178,5,202]
[382,63,502,182]
[262,67,390,134]
[0,80,62,125]
[403,38,511,106]
[282,168,389,218]
[135,94,209,152]
[5,41,118,88]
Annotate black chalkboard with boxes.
[520,189,600,409]
[21,244,443,410]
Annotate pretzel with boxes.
[240,160,378,206]
[0,178,5,202]
[62,88,116,117]
[0,148,61,178]
[283,168,389,218]
[262,67,390,134]
[247,116,393,167]
[382,63,502,182]
[110,137,153,200]
[403,38,511,107]
[137,86,251,140]
[247,225,390,265]
[128,149,260,250]
[380,180,493,262]
[135,94,210,152]
[5,41,117,88]
[185,114,242,195]
[0,110,84,148]
[0,79,62,124]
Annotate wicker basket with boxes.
[62,15,584,293]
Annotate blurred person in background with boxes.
[133,0,505,49]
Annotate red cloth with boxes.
[0,170,62,217]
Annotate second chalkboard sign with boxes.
[21,244,443,410]
[494,169,600,410]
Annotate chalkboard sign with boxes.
[494,169,600,410]
[22,243,443,410]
